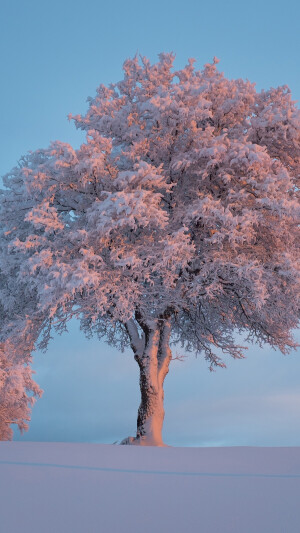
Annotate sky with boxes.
[0,0,300,446]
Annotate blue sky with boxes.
[1,0,299,446]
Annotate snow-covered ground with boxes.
[0,443,299,533]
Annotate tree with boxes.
[0,340,42,441]
[0,54,299,444]
[0,268,43,440]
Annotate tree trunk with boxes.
[122,318,172,446]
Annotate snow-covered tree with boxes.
[0,262,43,439]
[0,323,42,440]
[0,54,299,444]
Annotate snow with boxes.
[1,442,299,532]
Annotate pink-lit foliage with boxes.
[0,328,42,440]
[0,55,299,443]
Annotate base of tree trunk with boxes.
[119,436,169,447]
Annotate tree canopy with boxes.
[0,54,299,442]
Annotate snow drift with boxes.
[0,442,299,532]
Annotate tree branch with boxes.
[125,318,145,356]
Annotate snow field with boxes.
[1,442,299,533]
